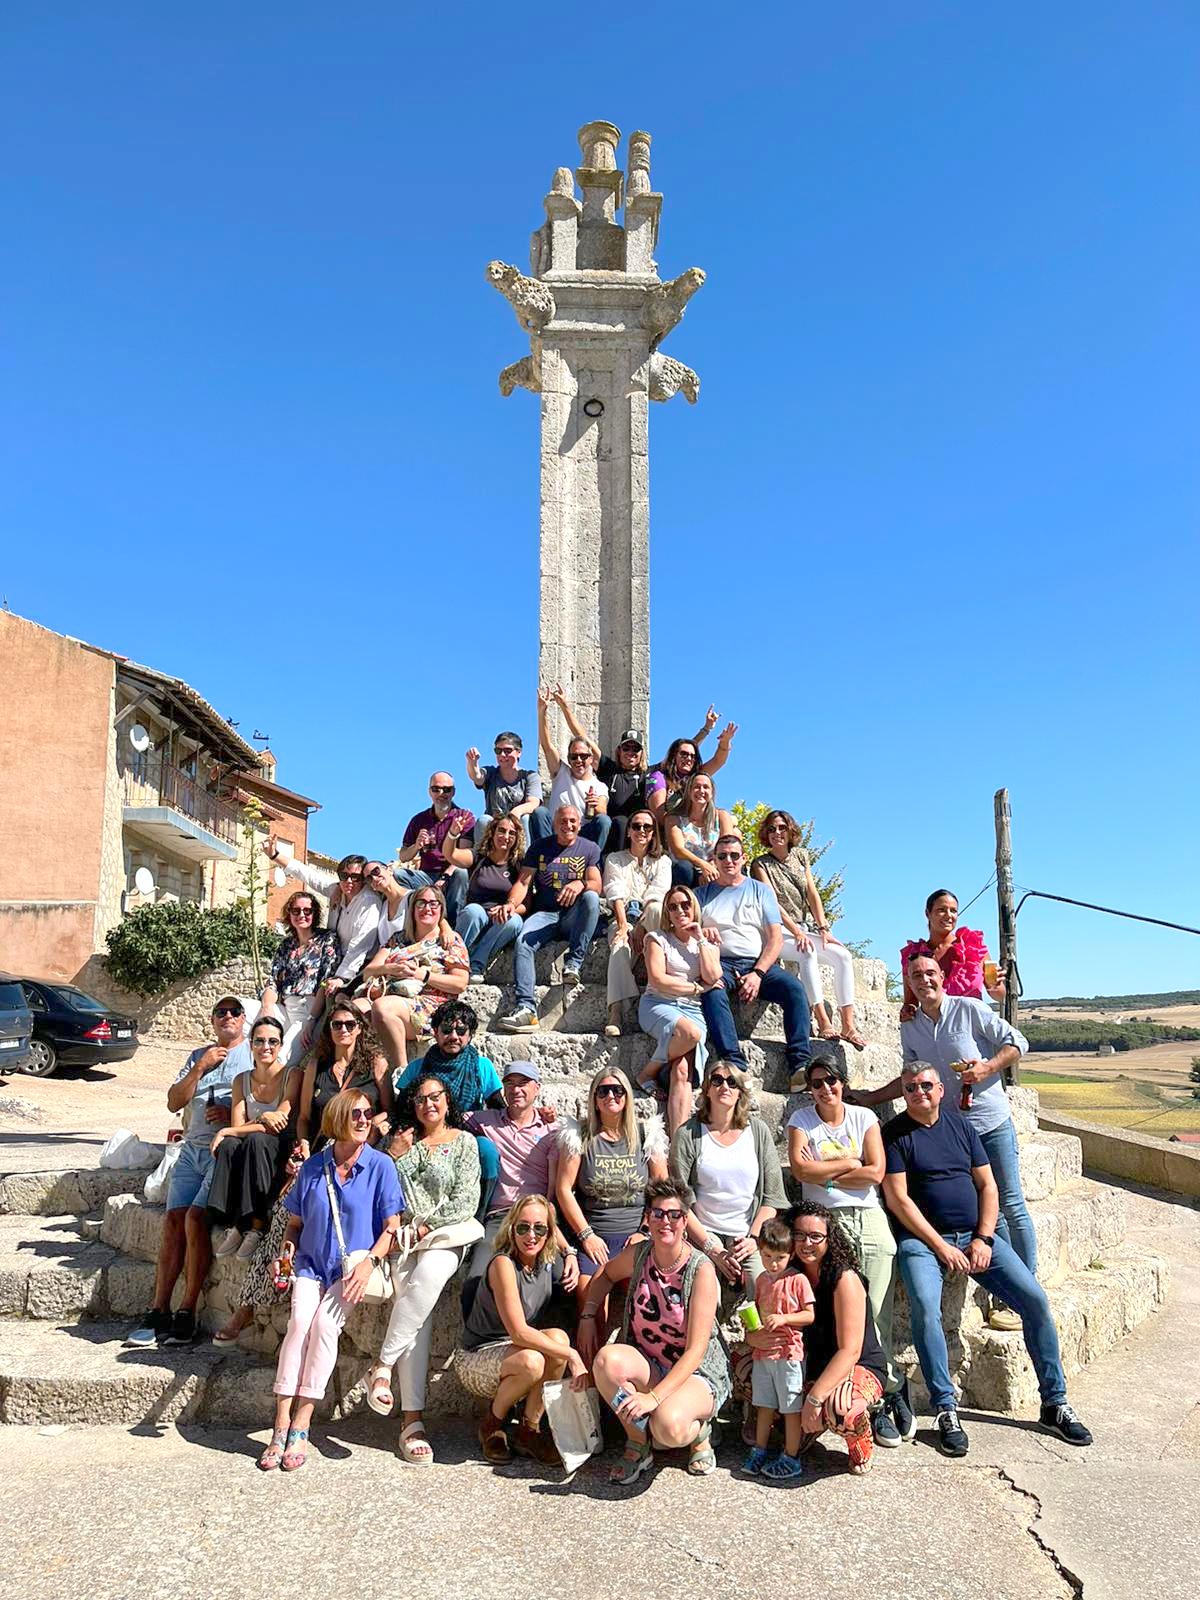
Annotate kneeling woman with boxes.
[258,1088,402,1472]
[455,1194,587,1466]
[580,1177,730,1484]
[790,1202,888,1475]
[366,1073,482,1465]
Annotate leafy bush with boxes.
[105,900,281,996]
[1023,1019,1200,1053]
[731,800,844,926]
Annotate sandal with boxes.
[280,1427,309,1472]
[686,1419,716,1476]
[841,1029,867,1052]
[398,1420,434,1466]
[366,1364,394,1416]
[609,1438,654,1485]
[478,1412,511,1464]
[761,1450,806,1481]
[257,1429,287,1471]
[742,1445,772,1475]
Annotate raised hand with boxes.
[703,704,720,733]
[717,721,738,747]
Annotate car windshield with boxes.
[0,982,27,1010]
[48,986,110,1014]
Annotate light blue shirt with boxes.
[900,995,1028,1135]
[698,876,781,960]
[174,1039,251,1147]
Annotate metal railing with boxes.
[120,754,241,846]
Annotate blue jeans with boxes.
[671,859,697,888]
[512,893,601,1007]
[897,1231,1066,1411]
[977,1118,1038,1275]
[455,903,524,977]
[396,865,469,924]
[529,807,612,854]
[700,956,812,1074]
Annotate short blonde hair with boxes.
[662,883,703,930]
[320,1086,372,1143]
[698,1061,752,1130]
[492,1194,559,1272]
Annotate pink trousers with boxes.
[273,1275,352,1400]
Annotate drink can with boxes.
[737,1302,763,1333]
[611,1384,648,1432]
[273,1254,293,1295]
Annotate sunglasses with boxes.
[348,1109,373,1124]
[766,823,789,834]
[330,1018,360,1032]
[595,1084,626,1100]
[291,906,315,918]
[714,851,741,862]
[252,1036,280,1048]
[430,784,455,795]
[808,1074,839,1090]
[437,1022,471,1036]
[568,751,591,762]
[648,1207,685,1224]
[415,1091,445,1106]
[514,1222,549,1240]
[213,1006,243,1019]
[903,1081,939,1096]
[338,872,363,884]
[628,821,654,832]
[495,745,517,755]
[367,865,386,878]
[709,1073,739,1089]
[793,1230,828,1244]
[619,743,642,753]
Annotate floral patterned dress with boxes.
[382,932,470,1037]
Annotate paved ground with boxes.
[0,1184,1195,1599]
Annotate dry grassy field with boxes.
[1023,1057,1200,1138]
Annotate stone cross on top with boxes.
[487,120,705,758]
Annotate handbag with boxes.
[323,1157,394,1303]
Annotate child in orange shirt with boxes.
[743,1216,816,1479]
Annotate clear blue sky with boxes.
[4,3,1197,998]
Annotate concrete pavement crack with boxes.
[993,1467,1084,1598]
[1156,1400,1199,1462]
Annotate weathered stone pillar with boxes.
[487,122,705,755]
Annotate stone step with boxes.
[895,1242,1170,1413]
[0,1163,156,1218]
[475,946,893,998]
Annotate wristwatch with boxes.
[972,1233,995,1247]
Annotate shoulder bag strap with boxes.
[323,1155,350,1268]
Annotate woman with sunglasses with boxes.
[365,1073,482,1465]
[601,808,672,1036]
[898,888,1006,1020]
[455,814,526,983]
[361,885,470,1071]
[669,1059,788,1295]
[664,771,735,889]
[259,890,342,1066]
[295,1003,392,1161]
[555,1066,668,1320]
[788,1202,889,1477]
[581,1177,729,1483]
[208,1016,298,1261]
[258,1088,403,1472]
[456,1194,586,1467]
[264,837,386,992]
[787,1049,907,1446]
[363,860,409,948]
[645,709,738,822]
[751,809,866,1050]
[635,885,723,1135]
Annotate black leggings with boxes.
[206,1130,287,1230]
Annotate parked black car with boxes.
[17,979,139,1077]
[0,974,34,1072]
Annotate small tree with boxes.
[1190,1056,1200,1101]
[239,793,269,992]
[730,800,844,926]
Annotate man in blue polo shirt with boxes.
[881,1061,1092,1458]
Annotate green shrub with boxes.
[104,900,281,996]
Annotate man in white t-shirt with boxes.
[529,684,610,853]
[697,835,812,1081]
[786,1046,908,1445]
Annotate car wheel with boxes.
[24,1038,57,1077]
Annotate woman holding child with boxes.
[582,1177,729,1483]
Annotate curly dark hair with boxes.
[787,1200,867,1292]
[475,814,525,874]
[396,1071,465,1133]
[313,1002,386,1081]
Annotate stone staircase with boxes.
[0,954,1169,1429]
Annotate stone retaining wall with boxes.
[75,955,260,1042]
[1039,1111,1200,1200]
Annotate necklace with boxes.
[652,1242,689,1276]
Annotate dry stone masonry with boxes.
[488,120,705,755]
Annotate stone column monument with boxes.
[487,120,705,755]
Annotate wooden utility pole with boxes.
[994,787,1021,1081]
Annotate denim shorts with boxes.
[752,1356,806,1414]
[577,1232,638,1278]
[166,1142,216,1211]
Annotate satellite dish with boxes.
[129,723,150,753]
[133,866,155,896]
[272,866,287,887]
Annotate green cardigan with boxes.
[668,1114,789,1223]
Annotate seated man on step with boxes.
[495,804,602,1034]
[394,771,476,926]
[124,996,251,1349]
[881,1061,1092,1458]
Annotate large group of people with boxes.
[123,694,1093,1481]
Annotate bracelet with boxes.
[803,1392,822,1409]
[579,1310,597,1320]
[578,1227,595,1243]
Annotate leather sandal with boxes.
[686,1419,716,1476]
[366,1364,394,1415]
[398,1420,434,1466]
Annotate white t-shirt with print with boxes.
[786,1102,882,1209]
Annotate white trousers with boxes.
[377,1246,461,1411]
[781,934,856,1011]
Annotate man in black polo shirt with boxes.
[881,1061,1092,1457]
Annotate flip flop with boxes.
[841,1029,867,1052]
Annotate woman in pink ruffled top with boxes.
[899,889,1006,1020]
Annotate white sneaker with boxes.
[235,1230,263,1261]
[214,1227,243,1258]
[469,973,485,986]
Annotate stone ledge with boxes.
[1039,1111,1200,1200]
[0,1164,155,1218]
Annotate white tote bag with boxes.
[541,1380,602,1474]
